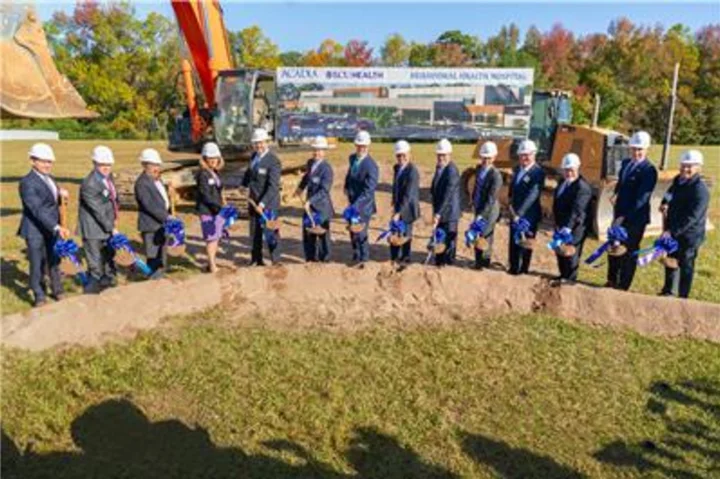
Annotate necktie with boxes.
[515,168,526,185]
[105,177,119,217]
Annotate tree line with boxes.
[4,2,718,145]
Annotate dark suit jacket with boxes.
[472,166,503,225]
[18,170,60,240]
[242,151,282,212]
[614,158,658,227]
[344,153,378,220]
[392,163,420,224]
[134,172,169,233]
[509,163,545,227]
[79,170,117,240]
[662,174,709,245]
[298,159,334,221]
[552,176,593,243]
[195,169,224,216]
[431,162,461,224]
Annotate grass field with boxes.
[2,311,719,477]
[1,140,718,313]
[2,140,719,477]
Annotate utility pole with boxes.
[592,93,601,128]
[660,62,680,171]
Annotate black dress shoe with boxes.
[50,292,65,301]
[33,297,47,308]
[150,270,165,280]
[99,276,117,288]
[84,283,102,295]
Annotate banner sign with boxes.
[275,67,534,143]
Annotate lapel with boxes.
[433,164,447,191]
[33,170,57,203]
[143,172,163,203]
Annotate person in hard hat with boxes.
[134,148,170,278]
[430,138,461,266]
[78,146,120,293]
[196,142,225,273]
[242,128,282,266]
[471,141,503,269]
[658,150,710,299]
[390,140,420,264]
[17,143,70,307]
[607,130,658,290]
[508,139,545,275]
[551,153,593,282]
[296,136,334,262]
[343,130,379,267]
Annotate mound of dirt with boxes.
[3,263,719,351]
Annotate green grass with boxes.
[2,311,719,477]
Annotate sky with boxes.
[34,1,720,52]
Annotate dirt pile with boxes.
[3,263,719,351]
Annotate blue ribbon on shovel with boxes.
[377,219,407,243]
[547,227,573,251]
[585,225,629,265]
[219,205,239,238]
[164,217,186,248]
[53,238,89,286]
[108,234,153,276]
[636,235,679,267]
[464,217,488,248]
[511,217,532,246]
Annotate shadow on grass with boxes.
[0,257,33,307]
[461,432,585,478]
[594,378,720,479]
[1,398,457,478]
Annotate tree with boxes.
[279,50,304,66]
[44,2,180,138]
[436,30,481,63]
[408,42,434,66]
[432,43,469,67]
[230,25,280,69]
[344,39,373,66]
[381,33,410,66]
[303,39,344,66]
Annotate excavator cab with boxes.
[0,3,97,119]
[528,90,572,162]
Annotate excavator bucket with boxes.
[0,3,97,119]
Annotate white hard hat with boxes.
[311,136,329,150]
[201,142,222,158]
[251,128,270,143]
[436,138,453,155]
[561,153,581,169]
[680,149,703,166]
[354,130,371,146]
[394,140,411,155]
[29,143,55,162]
[92,145,115,165]
[518,139,537,155]
[138,148,162,165]
[629,130,651,149]
[479,141,498,158]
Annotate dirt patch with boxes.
[3,262,719,351]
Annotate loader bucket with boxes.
[0,3,97,119]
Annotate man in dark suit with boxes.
[471,141,503,269]
[79,146,119,292]
[17,143,70,307]
[242,128,282,266]
[430,138,461,266]
[551,153,593,282]
[607,130,658,290]
[659,150,710,299]
[508,139,546,275]
[134,148,170,278]
[296,136,334,262]
[390,140,420,263]
[344,130,378,266]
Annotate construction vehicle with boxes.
[0,3,96,119]
[461,90,680,238]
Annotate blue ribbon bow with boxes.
[302,211,325,229]
[511,217,532,246]
[464,217,488,248]
[427,227,447,251]
[636,235,679,267]
[585,225,629,264]
[53,239,89,286]
[377,219,407,242]
[342,205,362,225]
[547,227,573,251]
[219,205,239,238]
[164,217,186,247]
[108,233,153,276]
